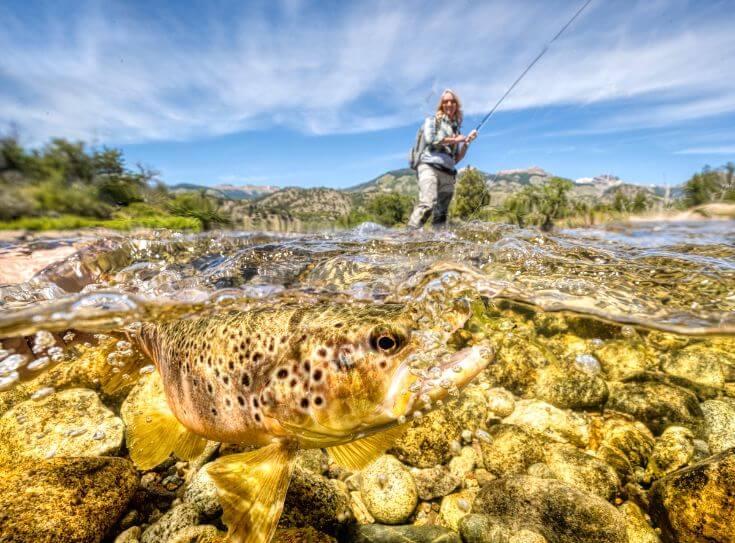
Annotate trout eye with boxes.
[369,327,404,355]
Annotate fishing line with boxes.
[464,0,594,219]
[473,0,594,134]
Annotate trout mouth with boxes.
[380,343,493,422]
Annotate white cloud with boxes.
[675,146,735,155]
[0,0,733,145]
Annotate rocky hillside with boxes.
[170,183,279,200]
[348,167,668,207]
[347,169,419,198]
[211,167,675,229]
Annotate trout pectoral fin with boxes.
[327,423,408,471]
[123,372,207,470]
[207,441,297,543]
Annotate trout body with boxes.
[131,300,490,543]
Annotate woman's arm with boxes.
[454,130,478,164]
[424,117,468,146]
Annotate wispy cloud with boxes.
[0,0,733,145]
[675,146,735,155]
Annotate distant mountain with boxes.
[346,168,417,194]
[196,166,681,229]
[168,182,279,200]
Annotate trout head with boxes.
[261,301,491,446]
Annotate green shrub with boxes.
[0,214,201,231]
[167,191,230,230]
[365,192,414,226]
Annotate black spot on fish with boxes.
[277,368,288,379]
[240,341,247,350]
[228,361,235,370]
[300,398,309,409]
[215,368,220,378]
[239,353,246,363]
[253,398,259,408]
[334,322,343,328]
[380,360,387,369]
[313,369,323,382]
[304,360,311,372]
[253,352,262,362]
[211,408,217,416]
[314,396,324,406]
[281,335,288,343]
[237,395,245,406]
[254,413,261,422]
[223,376,229,385]
[318,348,327,358]
[225,398,231,407]
[242,373,251,387]
[207,383,213,394]
[290,378,298,388]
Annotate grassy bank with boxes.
[0,214,201,231]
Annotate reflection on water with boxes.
[1,221,734,337]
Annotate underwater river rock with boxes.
[0,221,734,542]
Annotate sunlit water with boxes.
[0,219,734,390]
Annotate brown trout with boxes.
[127,301,491,543]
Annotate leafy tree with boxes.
[632,191,648,213]
[167,191,230,230]
[533,177,573,231]
[683,166,722,207]
[365,192,414,226]
[450,167,490,220]
[612,189,630,213]
[495,177,573,231]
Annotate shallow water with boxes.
[1,220,734,338]
[1,220,734,541]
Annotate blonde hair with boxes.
[435,89,463,126]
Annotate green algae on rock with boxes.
[0,457,138,543]
[472,475,629,543]
[346,524,462,543]
[643,426,694,483]
[502,399,591,446]
[389,405,463,468]
[605,381,702,435]
[167,524,227,543]
[700,398,735,454]
[0,388,124,463]
[479,423,544,476]
[531,363,608,409]
[618,502,661,543]
[649,448,735,543]
[273,527,336,543]
[543,443,620,500]
[280,465,352,535]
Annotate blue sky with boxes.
[1,0,734,188]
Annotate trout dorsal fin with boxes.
[207,441,298,543]
[122,371,207,470]
[327,423,408,471]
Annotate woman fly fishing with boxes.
[407,89,477,229]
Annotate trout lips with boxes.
[378,344,493,423]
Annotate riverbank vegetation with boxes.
[1,136,732,232]
[0,136,226,231]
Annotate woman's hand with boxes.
[466,129,478,144]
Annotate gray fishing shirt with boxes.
[419,115,460,172]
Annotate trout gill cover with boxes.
[126,300,491,543]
